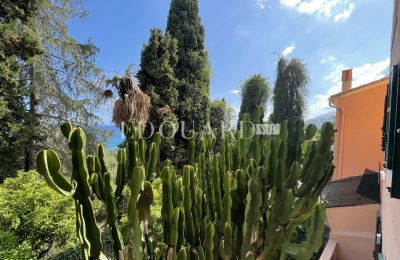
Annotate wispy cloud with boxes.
[230,89,241,95]
[307,57,390,119]
[256,0,267,9]
[282,43,296,57]
[320,56,336,64]
[280,0,355,22]
[334,3,355,22]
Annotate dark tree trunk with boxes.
[24,88,36,171]
[24,66,38,171]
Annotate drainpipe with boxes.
[329,69,352,180]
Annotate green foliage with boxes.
[0,171,75,259]
[238,74,270,122]
[270,56,309,123]
[210,98,235,148]
[167,0,211,142]
[0,0,43,180]
[0,0,106,180]
[49,247,82,260]
[0,230,35,260]
[138,29,179,111]
[138,29,180,164]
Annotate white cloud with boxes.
[282,43,296,57]
[320,56,336,64]
[256,0,267,9]
[280,0,301,8]
[230,89,241,95]
[334,3,355,22]
[280,0,355,22]
[307,57,390,119]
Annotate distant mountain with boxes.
[305,111,335,128]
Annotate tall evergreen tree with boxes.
[137,29,179,160]
[22,0,105,171]
[270,56,309,123]
[137,29,179,114]
[0,0,43,180]
[238,74,270,122]
[0,0,105,180]
[166,0,211,131]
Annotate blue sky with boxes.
[69,0,393,123]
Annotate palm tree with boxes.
[103,70,151,127]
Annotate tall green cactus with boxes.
[37,124,104,260]
[37,111,333,260]
[160,110,334,259]
[37,120,159,260]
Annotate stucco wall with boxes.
[332,80,387,180]
[326,204,380,260]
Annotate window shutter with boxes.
[389,64,400,198]
[385,65,399,170]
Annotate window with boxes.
[383,64,400,198]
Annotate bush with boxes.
[0,230,35,260]
[0,171,76,258]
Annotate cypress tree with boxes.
[270,56,309,123]
[137,29,179,113]
[137,29,179,161]
[166,0,211,131]
[238,74,270,122]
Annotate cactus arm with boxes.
[204,222,216,260]
[222,171,232,224]
[137,181,154,259]
[128,166,145,260]
[242,177,262,259]
[139,139,146,165]
[212,154,223,221]
[177,247,188,260]
[223,222,233,260]
[145,142,159,181]
[137,181,154,221]
[275,188,295,226]
[79,199,103,259]
[115,149,126,199]
[60,121,73,138]
[161,167,175,247]
[68,128,91,200]
[36,150,72,195]
[104,172,124,257]
[183,165,196,244]
[97,144,109,176]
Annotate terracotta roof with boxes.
[329,77,389,99]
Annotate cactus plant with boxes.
[36,120,160,260]
[159,108,334,259]
[37,124,104,260]
[37,108,333,260]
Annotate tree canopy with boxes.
[166,0,211,131]
[0,0,106,180]
[270,56,309,123]
[238,74,270,123]
[0,0,43,180]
